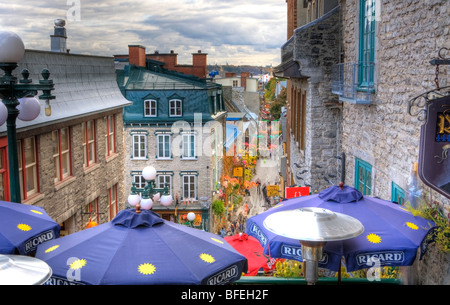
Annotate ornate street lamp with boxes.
[128,166,173,213]
[0,31,55,203]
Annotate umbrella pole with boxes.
[301,241,326,285]
[337,258,342,285]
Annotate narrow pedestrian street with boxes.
[235,155,281,230]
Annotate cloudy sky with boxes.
[0,0,286,66]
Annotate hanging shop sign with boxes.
[233,167,243,177]
[285,186,310,199]
[418,95,450,199]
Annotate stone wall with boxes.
[339,0,449,283]
[20,110,126,233]
[288,6,343,191]
[124,123,215,209]
[341,0,449,202]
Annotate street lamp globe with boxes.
[0,103,7,126]
[152,192,161,202]
[187,212,196,222]
[127,193,140,207]
[17,96,41,121]
[140,197,153,210]
[160,194,173,207]
[0,31,25,63]
[142,166,157,181]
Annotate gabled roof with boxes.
[1,50,131,133]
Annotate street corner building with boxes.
[0,21,131,235]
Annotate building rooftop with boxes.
[1,49,131,133]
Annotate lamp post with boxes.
[128,166,173,213]
[0,31,55,203]
[187,212,196,227]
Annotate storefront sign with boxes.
[266,185,279,197]
[285,186,310,199]
[418,96,450,199]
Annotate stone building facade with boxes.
[275,1,342,192]
[0,50,131,235]
[278,0,450,283]
[337,0,449,205]
[334,0,449,283]
[117,45,227,231]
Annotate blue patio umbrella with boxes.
[246,185,435,272]
[36,208,247,285]
[0,201,60,255]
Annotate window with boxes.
[391,182,405,205]
[157,134,171,159]
[181,173,197,200]
[133,174,146,189]
[144,99,157,117]
[52,128,71,183]
[359,0,376,87]
[18,137,39,200]
[355,158,372,195]
[82,120,97,167]
[105,115,116,157]
[157,173,173,196]
[108,184,118,221]
[169,99,182,117]
[131,132,147,159]
[85,198,99,225]
[181,133,196,159]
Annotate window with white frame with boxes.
[133,174,146,189]
[181,133,196,159]
[144,99,157,117]
[156,173,173,196]
[181,173,197,200]
[169,99,182,117]
[157,134,171,159]
[131,132,147,159]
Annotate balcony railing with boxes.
[332,62,375,104]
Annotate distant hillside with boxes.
[207,64,272,77]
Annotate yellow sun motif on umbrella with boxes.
[211,238,224,244]
[367,233,381,244]
[406,222,418,230]
[70,259,87,270]
[138,263,156,275]
[17,224,31,231]
[45,245,60,253]
[30,209,43,215]
[200,253,215,263]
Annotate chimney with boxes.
[128,45,146,67]
[241,72,250,90]
[50,19,68,53]
[192,50,207,78]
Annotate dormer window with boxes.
[169,99,182,117]
[144,99,157,117]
